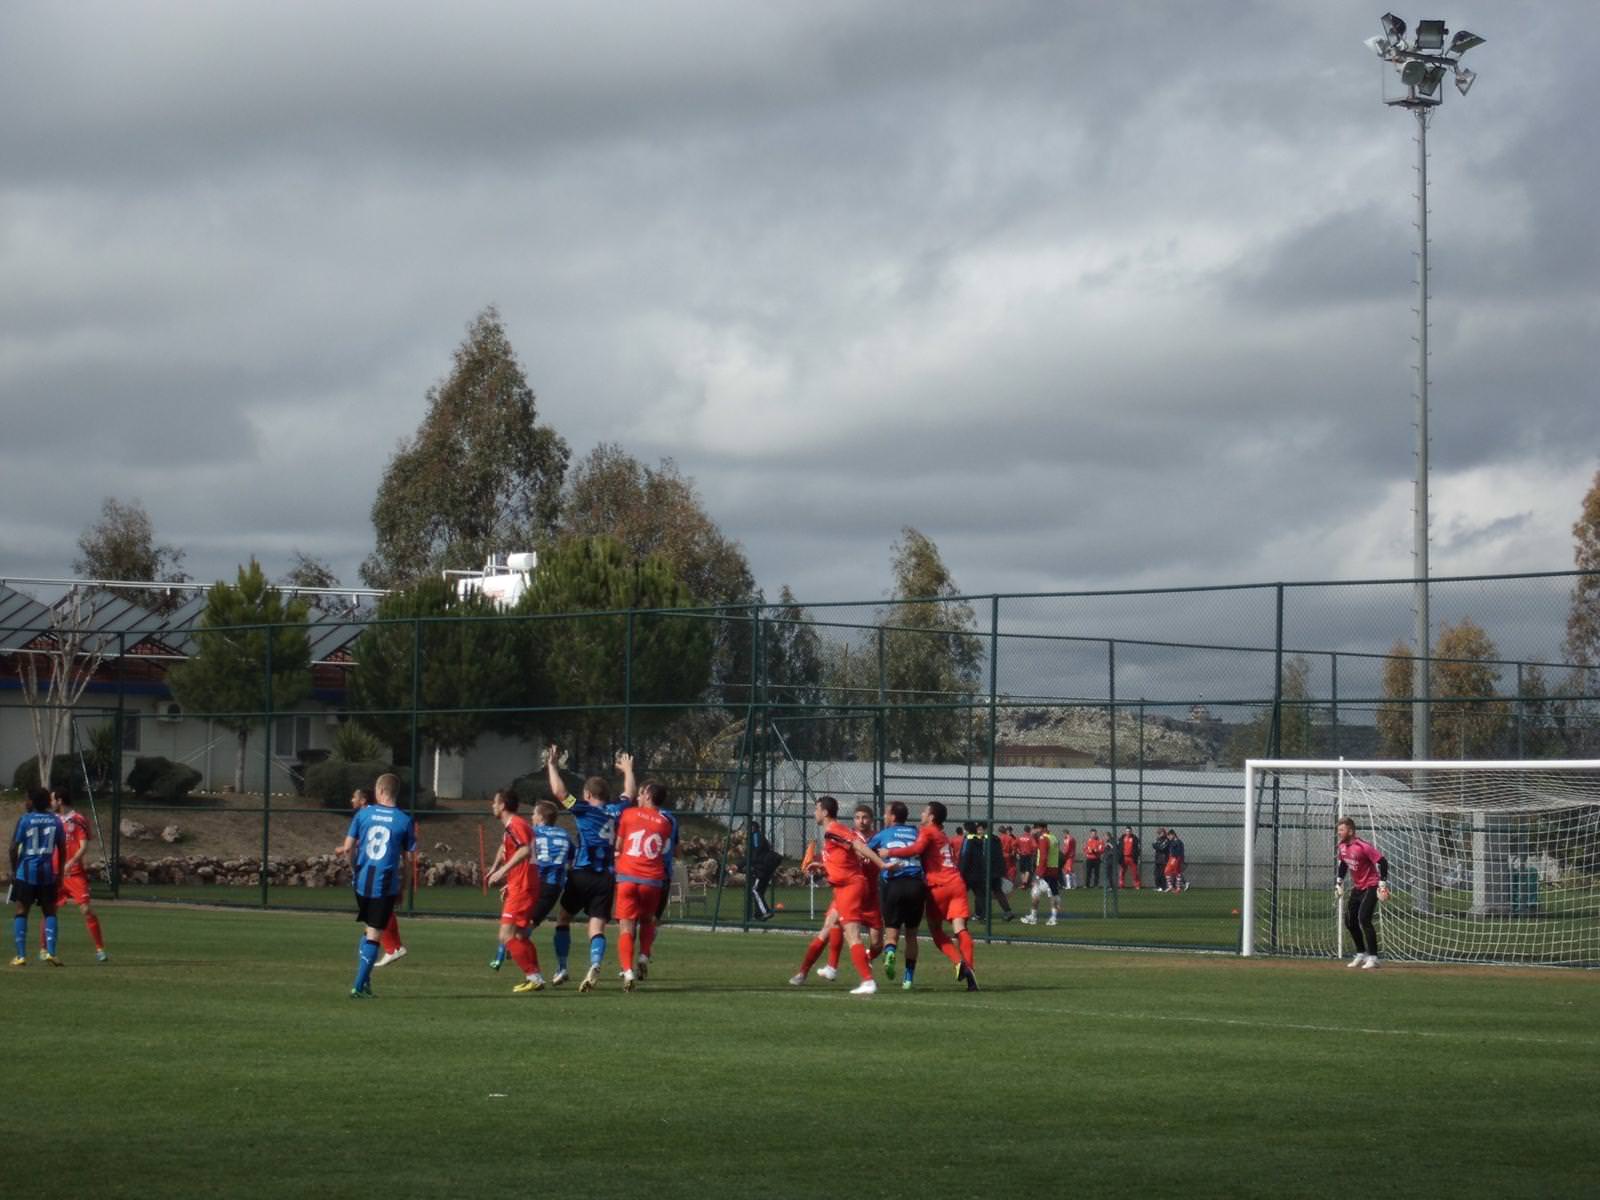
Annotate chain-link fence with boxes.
[2,569,1597,953]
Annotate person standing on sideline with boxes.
[748,821,782,921]
[1336,818,1390,968]
[1152,828,1171,892]
[1084,830,1104,888]
[338,773,416,998]
[1060,827,1077,891]
[1016,826,1036,888]
[10,788,65,967]
[1119,826,1142,890]
[1164,829,1186,893]
[1021,822,1062,926]
[46,787,108,962]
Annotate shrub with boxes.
[12,754,87,800]
[305,760,433,810]
[330,722,384,763]
[124,756,203,803]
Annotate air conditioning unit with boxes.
[325,710,347,728]
[157,702,183,724]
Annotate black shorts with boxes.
[11,879,57,908]
[881,875,928,930]
[1018,855,1035,873]
[560,868,615,920]
[532,882,565,927]
[1039,871,1061,896]
[355,891,399,929]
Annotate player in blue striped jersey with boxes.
[11,787,66,967]
[336,773,417,997]
[545,744,635,991]
[868,801,927,989]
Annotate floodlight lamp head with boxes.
[1449,29,1485,56]
[1365,34,1395,58]
[1415,19,1447,50]
[1418,64,1446,96]
[1400,59,1428,87]
[1380,12,1407,43]
[1454,66,1477,95]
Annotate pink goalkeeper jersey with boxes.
[1338,837,1384,890]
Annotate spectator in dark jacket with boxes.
[749,822,783,920]
[1153,828,1171,892]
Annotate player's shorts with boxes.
[859,887,884,931]
[614,879,665,921]
[881,875,927,930]
[501,886,537,928]
[1038,870,1061,896]
[12,879,59,908]
[57,874,92,906]
[1165,858,1183,878]
[532,881,564,925]
[560,868,615,920]
[925,878,970,924]
[1018,854,1035,874]
[830,875,870,924]
[355,891,400,929]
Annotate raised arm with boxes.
[616,751,637,799]
[883,827,930,859]
[545,744,569,804]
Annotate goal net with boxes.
[1242,760,1600,967]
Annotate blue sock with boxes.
[493,944,507,966]
[354,938,380,992]
[44,915,58,955]
[589,934,606,969]
[554,927,571,971]
[12,916,24,959]
[904,963,915,982]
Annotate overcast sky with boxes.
[2,1,1595,629]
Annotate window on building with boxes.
[121,714,141,753]
[272,714,314,757]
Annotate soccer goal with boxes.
[1242,760,1600,967]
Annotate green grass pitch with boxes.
[3,904,1597,1199]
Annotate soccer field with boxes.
[4,905,1597,1199]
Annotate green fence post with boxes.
[624,610,634,753]
[985,595,998,943]
[1106,638,1118,918]
[409,616,422,916]
[875,625,887,816]
[260,625,274,909]
[111,631,125,899]
[1330,652,1340,758]
[1268,584,1284,954]
[1515,660,1525,758]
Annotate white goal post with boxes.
[1243,759,1600,967]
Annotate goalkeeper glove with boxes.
[1333,881,1344,899]
[1377,883,1391,902]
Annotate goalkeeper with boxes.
[1335,817,1390,969]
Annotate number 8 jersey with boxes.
[614,806,678,886]
[348,804,417,897]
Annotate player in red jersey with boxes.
[614,776,678,992]
[342,787,407,967]
[850,804,886,960]
[45,788,107,962]
[1336,817,1390,969]
[881,800,979,990]
[790,796,889,995]
[485,789,547,992]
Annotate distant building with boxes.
[994,742,1095,769]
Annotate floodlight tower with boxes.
[1365,14,1484,759]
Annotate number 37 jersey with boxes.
[614,807,679,886]
[348,805,417,897]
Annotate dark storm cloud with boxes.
[0,0,1592,621]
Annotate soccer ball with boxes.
[774,902,785,911]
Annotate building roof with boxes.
[0,583,52,652]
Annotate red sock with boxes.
[849,942,871,981]
[931,928,962,965]
[827,926,843,968]
[800,937,825,974]
[84,913,104,952]
[957,930,975,968]
[619,930,635,972]
[380,913,402,954]
[507,938,536,975]
[868,942,883,961]
[640,921,657,957]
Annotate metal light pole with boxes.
[1366,14,1484,759]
